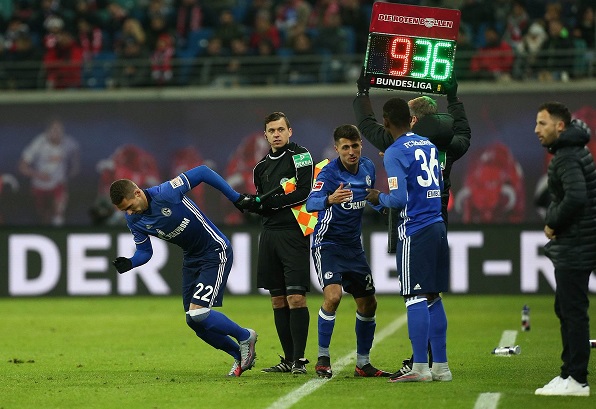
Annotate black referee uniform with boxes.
[253,141,314,294]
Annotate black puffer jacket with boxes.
[544,125,596,270]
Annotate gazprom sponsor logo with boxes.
[341,200,367,210]
[156,217,190,240]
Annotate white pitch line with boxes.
[473,393,501,409]
[265,313,408,409]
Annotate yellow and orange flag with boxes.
[282,158,329,236]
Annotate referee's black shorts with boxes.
[256,227,311,294]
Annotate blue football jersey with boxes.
[125,172,230,257]
[379,132,443,238]
[306,156,379,248]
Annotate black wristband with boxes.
[356,91,369,97]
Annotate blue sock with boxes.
[406,298,429,363]
[318,307,335,356]
[199,309,249,342]
[186,315,241,360]
[428,297,448,363]
[355,311,375,356]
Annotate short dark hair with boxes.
[333,124,361,143]
[109,179,136,205]
[382,98,411,129]
[538,101,571,126]
[264,111,290,129]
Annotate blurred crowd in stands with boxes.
[0,0,594,90]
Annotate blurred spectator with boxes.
[286,31,317,84]
[201,0,236,27]
[453,26,475,80]
[537,18,574,82]
[18,118,80,226]
[543,2,563,26]
[114,35,150,87]
[309,0,340,28]
[114,19,149,87]
[339,0,370,54]
[30,0,74,38]
[150,32,175,85]
[175,0,203,49]
[212,8,245,50]
[73,0,108,28]
[211,37,249,87]
[142,0,174,27]
[42,14,65,50]
[103,1,129,39]
[198,36,226,84]
[315,10,347,54]
[145,12,173,51]
[460,0,494,47]
[4,18,31,51]
[242,0,274,27]
[502,0,529,50]
[12,0,35,25]
[573,5,595,48]
[43,30,84,89]
[115,17,146,48]
[469,25,514,81]
[275,0,312,46]
[513,20,548,80]
[4,28,44,89]
[76,16,104,62]
[249,8,280,51]
[248,38,280,85]
[491,0,512,26]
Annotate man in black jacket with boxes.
[246,111,314,375]
[353,70,471,380]
[534,101,596,397]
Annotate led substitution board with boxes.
[364,2,461,94]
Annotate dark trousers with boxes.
[554,267,591,384]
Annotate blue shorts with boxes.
[312,244,375,298]
[396,222,449,296]
[181,246,232,310]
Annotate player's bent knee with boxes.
[186,307,211,323]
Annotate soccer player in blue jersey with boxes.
[306,124,390,379]
[109,165,257,377]
[365,98,451,383]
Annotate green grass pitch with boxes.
[1,294,594,408]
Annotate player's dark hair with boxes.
[409,96,438,119]
[109,179,136,205]
[538,101,571,126]
[383,98,411,129]
[333,124,361,143]
[264,111,290,129]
